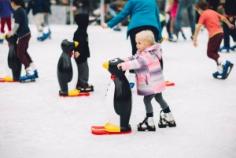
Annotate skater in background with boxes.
[193,1,234,79]
[8,0,38,81]
[165,0,186,42]
[72,0,94,92]
[0,0,12,43]
[174,0,196,40]
[206,0,220,11]
[107,0,124,31]
[27,0,51,41]
[219,0,236,52]
[117,30,176,131]
[101,0,162,57]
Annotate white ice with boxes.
[0,25,236,158]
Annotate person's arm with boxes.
[102,0,132,29]
[8,9,21,37]
[192,23,203,47]
[166,0,174,13]
[220,16,235,29]
[11,23,19,35]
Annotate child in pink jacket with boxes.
[118,30,176,131]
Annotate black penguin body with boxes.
[6,35,22,81]
[107,58,132,131]
[57,40,76,95]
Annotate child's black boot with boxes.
[137,113,156,131]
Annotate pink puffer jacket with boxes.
[120,43,165,96]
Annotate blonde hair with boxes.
[135,30,155,45]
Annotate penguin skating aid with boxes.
[91,58,132,135]
[57,39,89,97]
[0,35,22,82]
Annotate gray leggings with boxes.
[143,93,169,114]
[76,61,89,84]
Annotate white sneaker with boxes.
[26,67,35,76]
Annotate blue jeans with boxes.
[174,0,196,35]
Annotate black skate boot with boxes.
[121,124,132,132]
[158,110,176,128]
[76,82,94,92]
[137,117,156,131]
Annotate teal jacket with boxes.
[107,0,162,40]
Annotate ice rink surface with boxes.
[0,25,236,158]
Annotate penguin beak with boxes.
[74,41,79,48]
[102,61,109,70]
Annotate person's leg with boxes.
[207,34,222,65]
[0,17,6,33]
[34,13,44,37]
[137,95,156,131]
[0,18,4,43]
[208,33,233,78]
[166,15,172,39]
[42,13,51,38]
[128,29,138,56]
[77,61,89,84]
[154,93,170,112]
[174,0,184,36]
[75,60,93,91]
[154,93,176,127]
[16,34,32,69]
[144,95,154,114]
[186,4,195,35]
[220,23,231,52]
[6,17,12,32]
[229,19,236,50]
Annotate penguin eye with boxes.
[110,58,118,63]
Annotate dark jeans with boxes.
[207,33,223,64]
[222,21,236,48]
[75,60,89,85]
[174,0,195,35]
[17,33,32,68]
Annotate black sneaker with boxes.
[76,83,94,92]
[121,124,132,132]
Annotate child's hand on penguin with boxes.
[117,63,125,71]
[74,51,80,58]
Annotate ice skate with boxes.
[222,60,234,79]
[213,61,233,79]
[19,68,38,82]
[168,33,177,42]
[37,28,51,41]
[76,82,94,92]
[219,46,230,53]
[137,117,156,131]
[213,64,224,79]
[158,110,176,128]
[231,45,236,51]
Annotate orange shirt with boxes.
[198,9,224,38]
